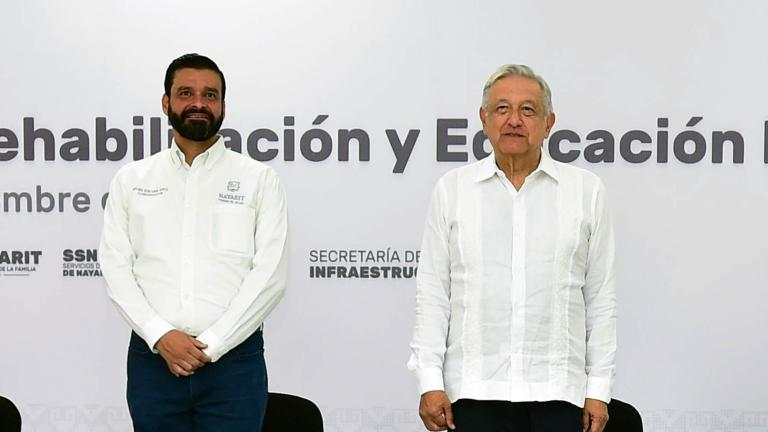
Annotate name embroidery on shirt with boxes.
[133,187,168,196]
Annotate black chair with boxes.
[263,392,323,432]
[0,395,22,432]
[604,399,642,432]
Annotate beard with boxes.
[168,105,224,142]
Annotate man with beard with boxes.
[99,53,288,432]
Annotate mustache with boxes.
[181,107,214,120]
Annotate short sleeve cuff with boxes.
[585,376,613,403]
[197,329,226,363]
[416,367,445,395]
[142,316,176,354]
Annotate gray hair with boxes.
[481,64,553,116]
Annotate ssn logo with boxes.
[62,249,101,277]
[63,249,98,262]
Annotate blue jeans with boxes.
[126,330,268,432]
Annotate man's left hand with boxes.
[582,398,609,432]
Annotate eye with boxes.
[206,91,218,100]
[496,105,509,114]
[178,89,191,97]
[521,105,536,116]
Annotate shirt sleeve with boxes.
[583,179,618,403]
[407,179,451,395]
[99,169,175,352]
[196,167,288,362]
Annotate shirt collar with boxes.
[475,149,560,183]
[536,150,560,182]
[169,136,225,170]
[475,153,500,182]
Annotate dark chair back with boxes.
[263,392,323,432]
[605,399,642,432]
[0,395,22,432]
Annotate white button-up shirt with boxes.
[408,151,616,407]
[100,137,288,362]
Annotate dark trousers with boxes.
[127,330,268,432]
[452,399,582,432]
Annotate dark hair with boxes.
[164,53,226,99]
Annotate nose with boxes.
[506,109,523,127]
[190,93,205,108]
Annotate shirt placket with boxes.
[179,163,199,334]
[510,190,527,381]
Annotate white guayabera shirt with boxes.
[408,151,616,407]
[100,137,288,362]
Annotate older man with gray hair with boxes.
[408,64,616,432]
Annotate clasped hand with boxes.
[155,330,211,377]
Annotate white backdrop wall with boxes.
[1,1,767,431]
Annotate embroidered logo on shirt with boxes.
[133,187,168,196]
[219,180,245,204]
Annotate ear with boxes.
[479,106,487,128]
[162,94,169,115]
[544,112,556,137]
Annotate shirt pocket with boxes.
[209,205,256,257]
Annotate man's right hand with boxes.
[154,330,211,377]
[419,390,455,431]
